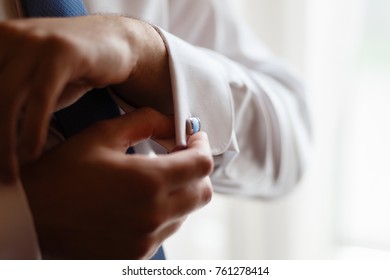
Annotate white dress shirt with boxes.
[0,0,310,259]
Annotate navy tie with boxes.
[21,0,88,17]
[21,0,165,260]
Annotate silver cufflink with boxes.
[186,117,201,135]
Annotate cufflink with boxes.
[186,117,201,135]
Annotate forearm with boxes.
[112,18,173,114]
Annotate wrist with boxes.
[114,18,173,114]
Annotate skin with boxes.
[21,108,213,260]
[1,15,214,258]
[0,15,172,182]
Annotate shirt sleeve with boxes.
[157,0,310,198]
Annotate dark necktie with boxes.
[21,0,165,260]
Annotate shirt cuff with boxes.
[156,28,236,155]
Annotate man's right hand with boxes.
[21,108,213,259]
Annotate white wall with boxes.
[165,0,390,259]
[165,0,315,260]
[231,0,306,71]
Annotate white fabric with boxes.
[0,0,310,259]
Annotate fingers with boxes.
[18,61,69,164]
[0,105,19,182]
[124,107,175,140]
[109,129,213,236]
[134,133,213,224]
[18,94,57,165]
[150,132,214,220]
[161,132,214,186]
[0,36,33,181]
[116,131,213,193]
[0,24,69,179]
[0,61,26,181]
[90,107,175,152]
[91,114,213,218]
[168,176,213,218]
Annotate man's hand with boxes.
[0,15,171,182]
[21,108,213,259]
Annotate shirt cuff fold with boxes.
[157,28,235,155]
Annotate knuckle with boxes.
[39,34,78,69]
[0,20,26,35]
[0,22,68,53]
[43,33,73,54]
[0,21,15,34]
[203,180,213,204]
[15,31,77,80]
[194,150,214,176]
[0,23,35,54]
[2,24,52,47]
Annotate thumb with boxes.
[90,107,175,152]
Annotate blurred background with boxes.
[164,0,390,259]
